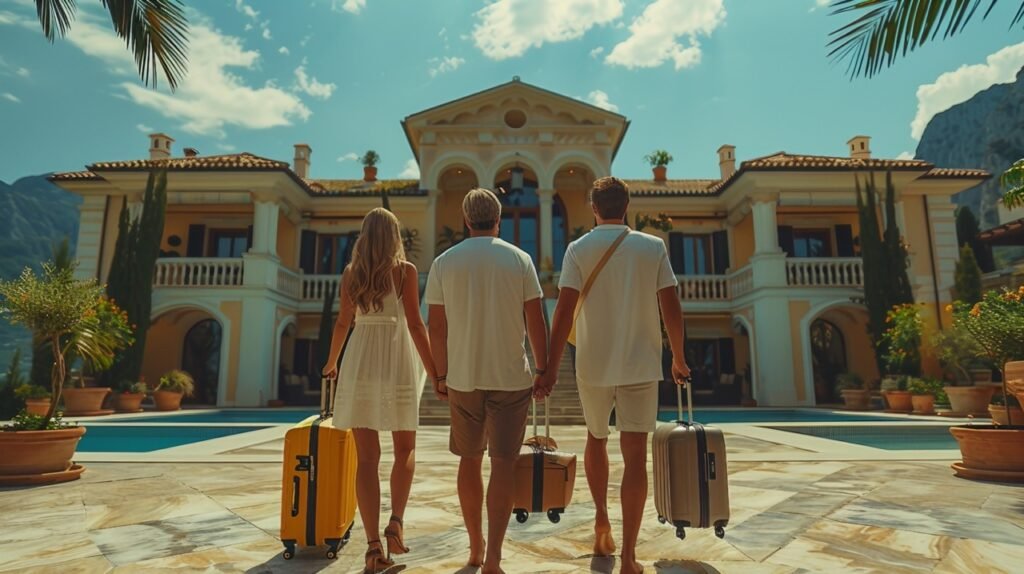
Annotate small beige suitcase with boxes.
[512,398,577,524]
[652,382,730,540]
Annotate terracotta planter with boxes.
[652,165,667,182]
[970,368,993,384]
[114,393,146,413]
[24,399,51,416]
[989,405,1024,427]
[943,385,997,417]
[840,389,872,411]
[882,390,913,413]
[363,166,378,182]
[0,426,86,484]
[154,390,184,411]
[1004,361,1024,407]
[62,387,113,416]
[950,425,1024,482]
[911,394,935,415]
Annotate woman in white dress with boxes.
[322,208,437,573]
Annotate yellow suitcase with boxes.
[280,376,357,560]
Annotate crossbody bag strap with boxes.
[573,228,630,323]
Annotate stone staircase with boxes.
[418,347,586,426]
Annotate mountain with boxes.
[0,175,82,371]
[915,67,1024,230]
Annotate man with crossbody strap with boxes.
[540,176,690,574]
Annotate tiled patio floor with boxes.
[2,425,1023,573]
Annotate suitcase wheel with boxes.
[715,526,725,539]
[343,526,353,542]
[282,541,296,561]
[675,527,686,540]
[514,510,529,524]
[657,516,667,525]
[546,509,561,524]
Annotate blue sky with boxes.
[1,0,1023,183]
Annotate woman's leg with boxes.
[390,430,417,519]
[352,428,382,544]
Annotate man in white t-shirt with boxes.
[539,176,689,574]
[425,188,548,574]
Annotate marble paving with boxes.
[1,426,1023,573]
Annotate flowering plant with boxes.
[879,304,922,376]
[635,213,674,233]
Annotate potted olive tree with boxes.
[0,263,129,485]
[362,150,380,182]
[837,371,872,410]
[644,150,673,182]
[154,369,195,411]
[948,290,1024,481]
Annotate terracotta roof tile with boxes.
[49,170,102,181]
[741,152,931,170]
[306,179,425,197]
[625,179,718,197]
[89,152,289,171]
[920,167,990,179]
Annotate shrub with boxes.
[158,370,195,396]
[954,245,983,304]
[880,304,923,376]
[11,410,70,431]
[907,376,947,403]
[836,371,866,391]
[117,380,148,394]
[929,321,989,384]
[361,150,380,168]
[14,384,50,400]
[644,150,673,167]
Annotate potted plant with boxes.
[878,304,921,413]
[990,394,1023,427]
[361,150,380,182]
[880,376,913,413]
[906,377,946,415]
[948,289,1024,482]
[930,320,996,416]
[114,380,148,413]
[154,369,195,411]
[53,296,132,416]
[644,150,673,182]
[14,384,51,417]
[837,371,872,410]
[0,263,125,485]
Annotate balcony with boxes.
[785,257,863,288]
[153,258,244,287]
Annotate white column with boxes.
[422,191,438,269]
[233,297,277,406]
[538,189,555,272]
[751,198,780,254]
[252,200,279,256]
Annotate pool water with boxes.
[773,425,958,450]
[105,409,317,424]
[655,409,923,424]
[77,425,268,452]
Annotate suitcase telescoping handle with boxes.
[320,375,337,419]
[531,397,551,440]
[675,377,694,424]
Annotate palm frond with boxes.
[102,0,190,90]
[827,0,1015,79]
[35,0,77,41]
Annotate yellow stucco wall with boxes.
[732,213,754,269]
[277,214,297,269]
[220,301,242,403]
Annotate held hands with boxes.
[672,356,691,386]
[322,364,337,379]
[533,371,556,400]
[433,376,449,402]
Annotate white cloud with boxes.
[279,46,290,55]
[0,10,35,28]
[2,92,20,103]
[235,0,259,19]
[15,67,29,77]
[294,65,336,99]
[300,34,313,47]
[217,143,237,152]
[910,42,1024,140]
[473,0,623,60]
[337,152,359,162]
[896,151,914,160]
[589,46,604,59]
[605,0,726,71]
[583,89,618,112]
[244,23,253,31]
[398,159,420,179]
[261,24,272,40]
[428,56,465,77]
[136,123,153,133]
[334,0,366,14]
[810,0,830,11]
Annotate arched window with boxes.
[182,319,222,405]
[494,173,569,268]
[810,318,847,404]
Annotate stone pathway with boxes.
[1,427,1023,573]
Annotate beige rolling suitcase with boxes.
[653,382,730,540]
[512,398,577,524]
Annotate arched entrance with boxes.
[494,165,568,266]
[182,319,222,405]
[810,318,846,404]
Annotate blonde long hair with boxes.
[346,208,406,313]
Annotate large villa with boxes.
[50,79,988,409]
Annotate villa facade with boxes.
[50,79,989,408]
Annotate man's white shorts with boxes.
[578,381,659,439]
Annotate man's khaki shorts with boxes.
[448,387,531,459]
[578,381,658,439]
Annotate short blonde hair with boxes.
[462,188,502,230]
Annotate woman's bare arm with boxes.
[400,262,437,381]
[322,271,356,376]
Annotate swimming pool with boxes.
[77,425,269,452]
[103,409,317,424]
[772,425,959,450]
[655,409,928,424]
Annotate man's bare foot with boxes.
[594,528,616,556]
[467,539,485,568]
[481,561,506,574]
[620,559,643,574]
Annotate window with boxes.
[318,233,358,275]
[792,229,832,258]
[207,230,249,258]
[669,233,711,275]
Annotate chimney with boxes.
[293,144,311,179]
[717,144,736,180]
[847,135,871,160]
[148,133,174,160]
[183,147,199,158]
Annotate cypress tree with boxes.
[882,172,914,307]
[104,171,168,386]
[954,244,983,304]
[856,175,889,372]
[955,206,995,273]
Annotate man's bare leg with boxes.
[481,455,518,574]
[458,455,486,567]
[585,431,616,555]
[619,431,649,574]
